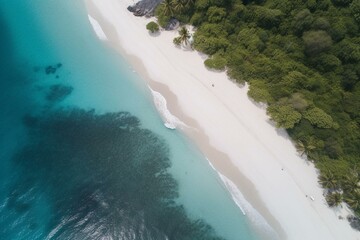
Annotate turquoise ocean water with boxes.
[0,1,271,239]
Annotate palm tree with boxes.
[342,172,360,192]
[173,0,185,12]
[183,0,195,6]
[344,189,360,210]
[161,0,175,16]
[326,192,343,207]
[296,140,305,155]
[180,0,194,8]
[296,139,316,158]
[173,36,181,46]
[178,26,191,46]
[318,170,338,190]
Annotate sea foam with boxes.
[88,15,108,41]
[207,160,279,239]
[148,87,187,129]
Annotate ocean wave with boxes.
[206,160,279,239]
[87,15,108,41]
[148,87,187,130]
[218,173,246,216]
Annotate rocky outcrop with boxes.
[348,215,360,231]
[165,18,179,31]
[127,0,162,17]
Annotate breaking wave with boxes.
[148,87,187,130]
[88,15,108,41]
[207,160,279,239]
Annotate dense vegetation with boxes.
[154,0,360,219]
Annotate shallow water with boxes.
[0,1,269,239]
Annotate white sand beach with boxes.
[85,0,360,239]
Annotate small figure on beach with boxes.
[212,84,214,87]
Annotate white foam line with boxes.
[205,158,246,215]
[219,173,247,216]
[148,86,187,129]
[206,158,216,171]
[88,15,108,41]
[218,173,279,239]
[205,159,279,239]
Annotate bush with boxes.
[204,55,227,70]
[173,37,181,46]
[146,21,159,33]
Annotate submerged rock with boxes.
[44,62,62,75]
[45,65,57,75]
[46,84,73,102]
[127,0,162,17]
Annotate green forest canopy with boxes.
[155,0,360,218]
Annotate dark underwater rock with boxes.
[46,84,73,102]
[45,62,62,75]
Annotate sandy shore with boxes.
[85,0,360,239]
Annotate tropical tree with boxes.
[182,0,195,7]
[303,107,336,129]
[302,30,333,56]
[173,36,181,46]
[292,9,313,36]
[318,170,338,190]
[173,0,185,13]
[178,26,191,46]
[344,190,360,210]
[326,192,343,207]
[342,169,360,192]
[161,0,175,16]
[351,0,360,23]
[296,139,316,158]
[332,0,352,7]
[296,140,306,156]
[267,105,302,129]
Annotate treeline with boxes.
[154,0,360,217]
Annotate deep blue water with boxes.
[0,1,267,239]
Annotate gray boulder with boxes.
[127,0,162,17]
[165,18,180,31]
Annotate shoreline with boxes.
[85,0,360,239]
[85,1,283,238]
